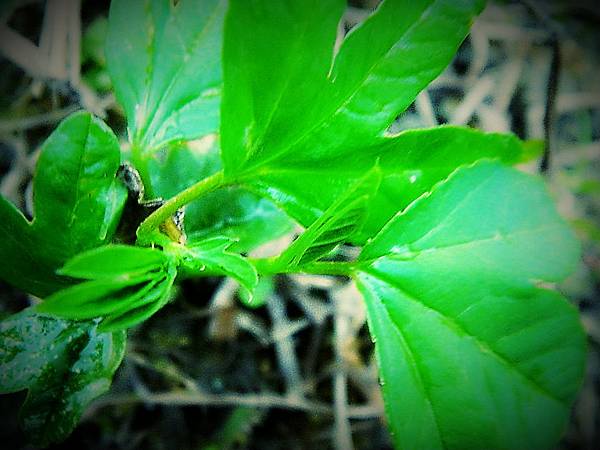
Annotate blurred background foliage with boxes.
[0,0,599,449]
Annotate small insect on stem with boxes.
[117,162,187,244]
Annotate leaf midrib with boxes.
[399,224,565,257]
[66,114,93,234]
[140,1,223,149]
[233,1,438,174]
[245,15,312,165]
[359,275,445,449]
[363,266,568,406]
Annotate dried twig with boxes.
[0,106,79,133]
[90,390,383,419]
[333,292,355,450]
[267,294,304,399]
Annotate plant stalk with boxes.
[137,170,227,242]
[251,258,355,277]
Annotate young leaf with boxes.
[0,309,126,447]
[355,162,585,450]
[181,237,258,299]
[106,0,226,152]
[275,168,381,269]
[149,141,293,252]
[35,273,158,319]
[99,266,177,332]
[37,245,175,325]
[0,112,127,297]
[60,244,169,279]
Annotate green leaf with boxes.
[32,112,126,256]
[521,139,545,162]
[181,237,258,299]
[60,244,168,279]
[0,309,126,447]
[36,245,176,328]
[221,0,519,240]
[353,127,536,240]
[238,276,273,309]
[0,112,127,297]
[355,162,585,450]
[0,197,70,296]
[35,273,158,319]
[221,0,484,173]
[324,0,486,146]
[275,168,381,269]
[99,267,177,332]
[106,0,226,152]
[149,141,293,252]
[221,0,346,174]
[245,126,528,242]
[189,189,294,253]
[82,16,112,92]
[82,17,108,67]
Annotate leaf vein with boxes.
[360,275,445,448]
[365,267,566,405]
[142,1,222,149]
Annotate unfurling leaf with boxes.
[180,237,258,300]
[60,244,168,279]
[36,245,177,332]
[275,167,381,269]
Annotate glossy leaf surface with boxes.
[356,162,585,450]
[222,0,484,173]
[106,0,226,152]
[0,197,70,296]
[0,112,126,297]
[221,0,518,241]
[221,0,345,174]
[0,309,126,447]
[248,127,528,242]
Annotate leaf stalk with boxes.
[250,257,355,277]
[137,170,227,243]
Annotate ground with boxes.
[0,1,599,449]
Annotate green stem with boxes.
[300,261,356,276]
[251,257,355,277]
[137,170,227,243]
